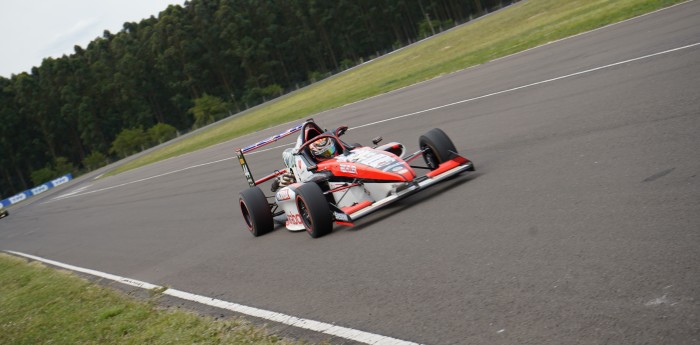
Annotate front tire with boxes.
[419,128,457,170]
[295,183,333,238]
[240,187,274,237]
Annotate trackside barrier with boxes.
[1,174,72,207]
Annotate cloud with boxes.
[0,0,180,78]
[39,18,102,58]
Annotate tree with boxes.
[148,123,177,144]
[110,127,147,158]
[29,156,74,186]
[1,0,515,196]
[31,167,56,186]
[53,157,76,176]
[189,93,228,128]
[261,84,283,99]
[82,151,109,171]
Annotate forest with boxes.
[0,0,515,198]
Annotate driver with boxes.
[272,134,339,192]
[309,137,338,161]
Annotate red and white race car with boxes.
[236,119,474,238]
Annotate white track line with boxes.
[488,0,694,65]
[45,144,292,203]
[44,157,236,203]
[53,185,93,200]
[351,42,700,129]
[49,41,700,203]
[5,250,419,345]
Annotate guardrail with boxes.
[1,174,73,207]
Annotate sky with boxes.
[0,0,183,78]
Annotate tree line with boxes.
[0,0,514,198]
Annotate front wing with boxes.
[333,155,473,224]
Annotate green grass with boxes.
[107,0,684,176]
[0,253,298,344]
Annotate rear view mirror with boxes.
[335,126,349,137]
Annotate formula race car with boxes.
[236,119,474,238]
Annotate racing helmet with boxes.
[310,137,337,159]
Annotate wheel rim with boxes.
[422,145,438,170]
[296,196,313,233]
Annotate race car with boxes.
[236,119,474,238]
[0,205,8,219]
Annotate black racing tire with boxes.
[419,128,457,170]
[240,186,274,237]
[295,183,333,238]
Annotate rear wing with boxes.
[236,121,307,187]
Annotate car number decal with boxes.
[339,164,357,174]
[276,189,291,201]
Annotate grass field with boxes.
[107,0,685,177]
[0,253,296,344]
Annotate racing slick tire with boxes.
[419,128,457,170]
[240,186,274,237]
[295,183,333,238]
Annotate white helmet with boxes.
[310,137,336,159]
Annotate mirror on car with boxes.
[335,126,348,137]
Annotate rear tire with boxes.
[240,187,274,237]
[419,128,457,170]
[295,183,333,238]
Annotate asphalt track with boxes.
[2,2,700,344]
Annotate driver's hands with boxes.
[271,172,296,192]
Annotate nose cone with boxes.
[318,148,416,181]
[392,165,416,181]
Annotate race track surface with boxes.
[2,2,699,344]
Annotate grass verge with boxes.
[0,253,296,344]
[107,0,685,176]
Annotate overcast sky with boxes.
[0,0,182,78]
